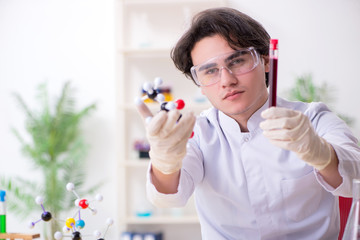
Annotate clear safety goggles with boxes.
[190,47,260,87]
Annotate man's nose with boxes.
[219,67,237,86]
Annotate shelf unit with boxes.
[116,0,226,239]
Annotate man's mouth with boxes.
[223,91,244,100]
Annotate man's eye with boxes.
[204,68,219,75]
[229,58,245,66]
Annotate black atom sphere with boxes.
[147,91,158,100]
[72,231,82,240]
[41,211,52,221]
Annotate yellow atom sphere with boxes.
[65,218,75,228]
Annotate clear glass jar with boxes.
[342,179,360,240]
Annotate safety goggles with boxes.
[190,47,260,87]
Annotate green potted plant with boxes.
[284,74,354,126]
[0,81,100,239]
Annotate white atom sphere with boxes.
[134,97,143,105]
[63,226,70,233]
[156,94,165,102]
[66,182,75,191]
[93,230,101,238]
[154,77,163,85]
[75,199,80,207]
[106,218,114,226]
[95,194,103,202]
[35,196,44,205]
[28,222,35,229]
[145,116,153,125]
[143,82,152,91]
[166,102,176,110]
[154,77,163,88]
[54,231,63,240]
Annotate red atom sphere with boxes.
[79,199,89,209]
[175,99,185,110]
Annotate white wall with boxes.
[0,0,359,239]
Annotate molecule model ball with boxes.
[41,211,52,221]
[72,231,82,240]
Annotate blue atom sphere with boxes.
[76,219,85,229]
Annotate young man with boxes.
[136,7,360,239]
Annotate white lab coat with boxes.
[147,97,360,240]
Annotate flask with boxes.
[0,190,6,240]
[342,179,360,240]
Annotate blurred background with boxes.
[0,0,359,239]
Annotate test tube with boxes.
[0,190,6,240]
[269,39,278,107]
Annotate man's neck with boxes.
[233,93,268,132]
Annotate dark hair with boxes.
[171,7,271,86]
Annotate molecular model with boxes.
[28,196,53,227]
[28,182,113,240]
[140,77,185,113]
[137,77,194,138]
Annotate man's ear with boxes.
[262,56,270,72]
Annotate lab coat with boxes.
[147,97,360,240]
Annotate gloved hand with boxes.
[136,99,196,174]
[260,107,333,171]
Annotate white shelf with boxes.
[123,0,226,6]
[122,159,149,168]
[117,0,226,238]
[126,215,200,224]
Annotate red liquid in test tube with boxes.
[269,39,278,107]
